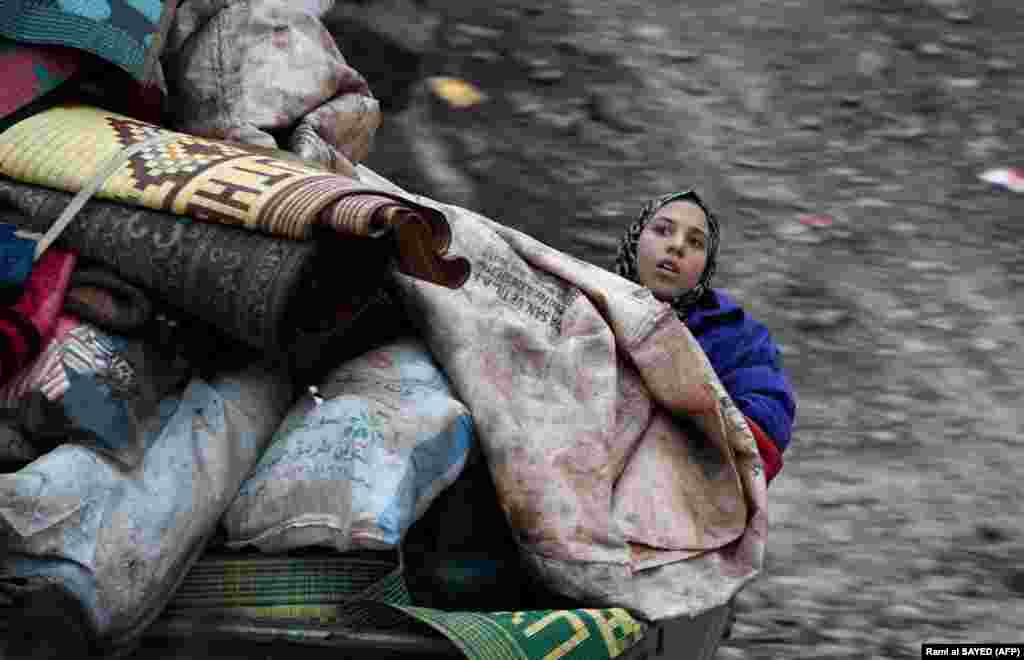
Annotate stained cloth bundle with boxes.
[223,337,474,554]
[164,0,380,173]
[0,105,469,290]
[0,363,293,653]
[359,166,767,622]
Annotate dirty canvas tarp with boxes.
[223,337,474,553]
[164,0,380,174]
[0,104,469,289]
[357,166,768,621]
[0,363,293,650]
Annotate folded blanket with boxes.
[0,104,469,289]
[359,166,767,621]
[0,38,80,120]
[0,246,76,387]
[0,179,387,351]
[0,0,174,87]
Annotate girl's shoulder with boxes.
[686,289,748,332]
[687,289,782,359]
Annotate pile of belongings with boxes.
[0,2,768,659]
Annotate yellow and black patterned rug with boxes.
[0,104,469,289]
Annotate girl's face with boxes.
[635,200,709,302]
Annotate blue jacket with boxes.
[684,289,796,453]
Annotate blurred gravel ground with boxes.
[364,0,1024,657]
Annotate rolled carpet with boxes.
[0,104,470,289]
[0,178,388,352]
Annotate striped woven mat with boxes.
[165,552,646,660]
[164,552,412,628]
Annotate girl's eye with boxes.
[690,238,705,249]
[654,225,671,236]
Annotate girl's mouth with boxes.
[656,260,680,274]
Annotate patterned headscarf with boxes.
[615,190,720,318]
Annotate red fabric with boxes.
[746,415,783,485]
[0,248,77,385]
[0,42,80,118]
[16,248,77,337]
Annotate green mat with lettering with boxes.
[393,606,645,660]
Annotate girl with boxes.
[616,190,796,483]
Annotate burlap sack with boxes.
[356,165,768,621]
[223,337,474,553]
[0,363,293,649]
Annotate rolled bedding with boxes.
[0,178,391,352]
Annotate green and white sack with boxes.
[223,337,474,553]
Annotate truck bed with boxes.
[132,601,732,660]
